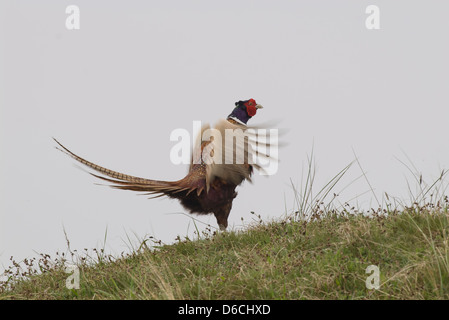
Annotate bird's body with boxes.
[55,99,268,230]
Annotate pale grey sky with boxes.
[1,0,448,271]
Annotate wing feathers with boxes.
[190,119,277,190]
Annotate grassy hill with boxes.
[1,204,449,300]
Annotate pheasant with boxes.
[55,99,270,230]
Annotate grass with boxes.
[1,153,449,299]
[1,203,449,300]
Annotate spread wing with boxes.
[190,119,276,191]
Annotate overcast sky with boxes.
[1,0,448,272]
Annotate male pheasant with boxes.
[55,99,269,230]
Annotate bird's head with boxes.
[227,99,263,125]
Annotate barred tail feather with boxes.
[53,138,191,198]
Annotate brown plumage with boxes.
[55,99,271,230]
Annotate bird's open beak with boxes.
[256,104,263,109]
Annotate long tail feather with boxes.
[53,138,190,197]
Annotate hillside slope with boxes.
[1,207,449,300]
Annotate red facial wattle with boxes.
[245,99,257,117]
